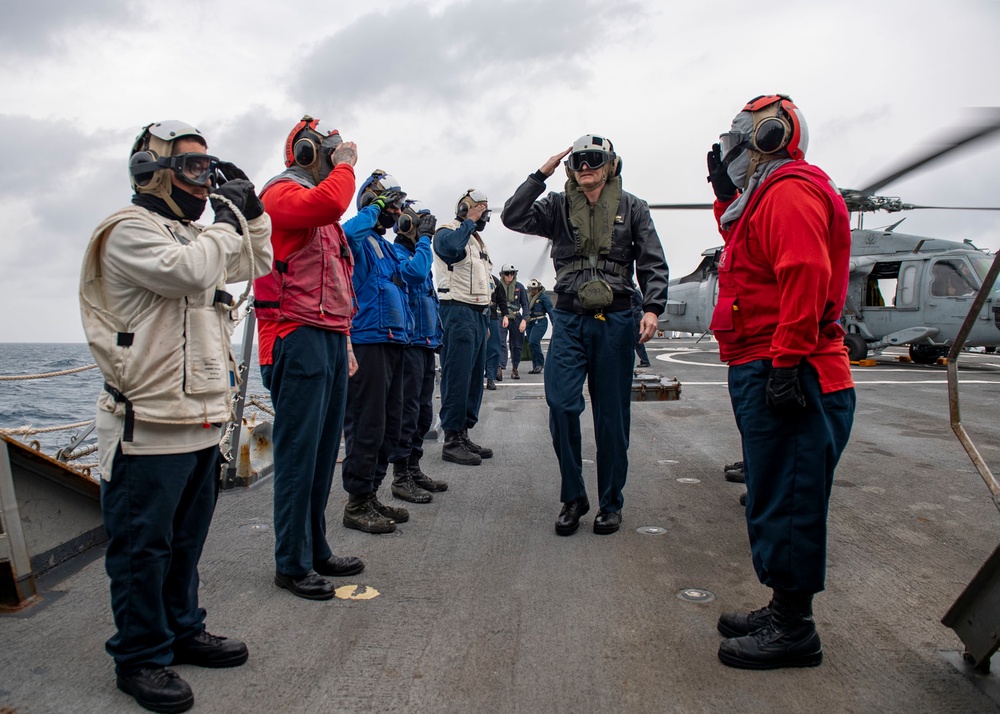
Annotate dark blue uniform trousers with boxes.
[261,327,348,578]
[399,346,437,461]
[102,444,219,674]
[526,316,548,370]
[342,342,404,494]
[728,360,855,594]
[545,309,635,513]
[500,316,525,369]
[485,317,501,380]
[439,302,487,433]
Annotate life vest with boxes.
[434,220,493,305]
[710,161,852,370]
[80,207,239,437]
[253,179,356,331]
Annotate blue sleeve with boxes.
[343,205,380,253]
[398,236,433,285]
[518,283,529,313]
[433,219,476,264]
[542,293,554,315]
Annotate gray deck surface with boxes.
[3,339,1000,713]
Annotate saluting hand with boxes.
[540,147,572,177]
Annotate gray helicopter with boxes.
[650,113,1000,364]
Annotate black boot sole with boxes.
[555,521,581,536]
[342,517,397,534]
[391,486,432,504]
[412,479,448,492]
[717,647,823,670]
[117,677,194,713]
[442,452,481,466]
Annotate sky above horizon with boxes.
[3,0,1000,343]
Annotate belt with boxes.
[555,258,631,281]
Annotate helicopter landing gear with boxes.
[909,343,948,365]
[844,333,868,362]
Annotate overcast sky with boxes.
[3,0,1000,343]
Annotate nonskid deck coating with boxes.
[2,339,1000,713]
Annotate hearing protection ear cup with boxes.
[612,155,622,177]
[293,136,320,170]
[129,150,158,186]
[456,199,469,220]
[397,214,413,233]
[752,116,791,154]
[359,189,378,209]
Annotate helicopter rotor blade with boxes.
[902,204,1000,211]
[858,108,1000,195]
[647,203,714,210]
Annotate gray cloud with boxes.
[0,0,137,59]
[291,0,646,116]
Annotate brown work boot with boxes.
[511,367,520,379]
[343,493,396,534]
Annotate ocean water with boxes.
[0,343,266,463]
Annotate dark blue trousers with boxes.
[485,317,501,380]
[398,346,436,461]
[342,342,404,494]
[102,445,219,674]
[545,309,635,513]
[439,302,487,433]
[526,317,548,369]
[728,360,855,594]
[500,316,525,369]
[261,327,348,577]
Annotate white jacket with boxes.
[80,206,272,471]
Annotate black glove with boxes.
[372,188,406,211]
[707,143,738,202]
[417,212,437,238]
[211,178,264,231]
[214,161,249,184]
[765,366,807,414]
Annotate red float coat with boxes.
[709,161,854,394]
[254,165,357,365]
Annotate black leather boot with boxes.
[343,492,396,534]
[407,455,448,492]
[717,601,773,638]
[718,590,822,669]
[390,461,432,503]
[442,430,481,465]
[461,427,493,459]
[116,667,194,713]
[372,489,410,522]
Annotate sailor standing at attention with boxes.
[707,95,855,670]
[81,120,272,713]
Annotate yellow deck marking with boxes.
[334,584,380,600]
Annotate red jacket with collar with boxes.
[709,161,854,394]
[254,165,357,365]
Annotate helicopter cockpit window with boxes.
[930,259,977,297]
[969,254,999,292]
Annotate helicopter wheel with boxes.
[909,344,947,365]
[844,333,868,362]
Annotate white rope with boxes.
[0,364,99,381]
[0,420,94,436]
[247,396,275,417]
[207,192,254,311]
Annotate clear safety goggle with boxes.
[565,150,609,171]
[465,189,488,204]
[166,153,220,187]
[718,131,751,163]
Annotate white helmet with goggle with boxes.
[128,120,217,194]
